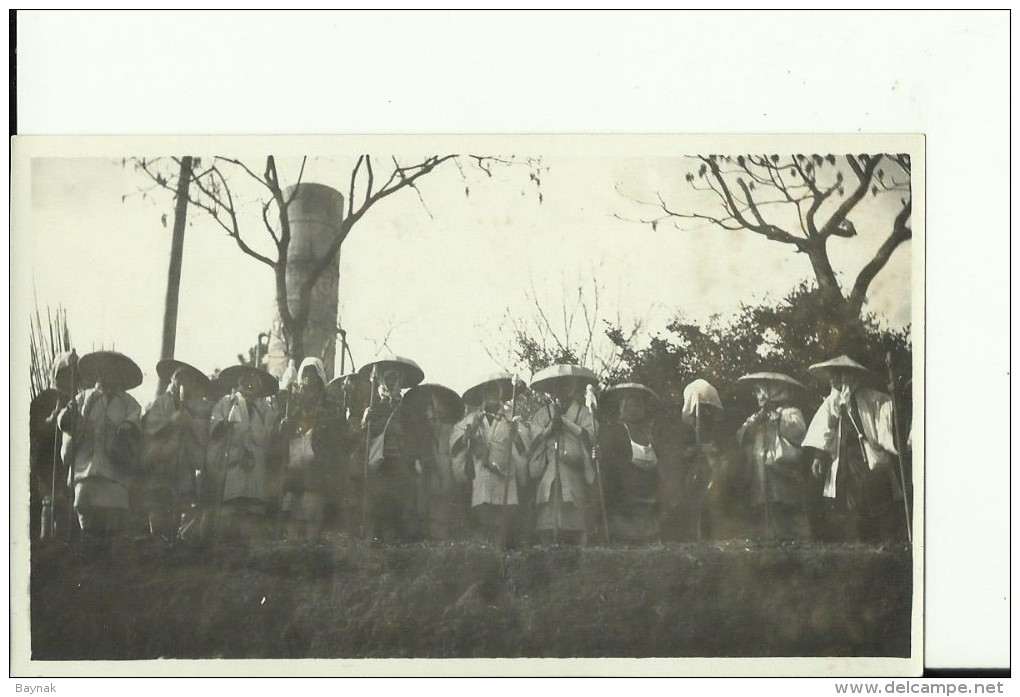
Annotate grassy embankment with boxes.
[30,536,912,660]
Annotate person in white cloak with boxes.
[451,374,528,546]
[735,372,809,540]
[140,359,213,541]
[802,355,903,542]
[57,351,144,539]
[527,365,598,546]
[207,365,280,540]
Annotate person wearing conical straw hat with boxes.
[735,372,809,541]
[451,373,527,546]
[206,364,281,541]
[801,355,902,543]
[326,372,370,536]
[278,357,343,543]
[139,359,214,542]
[527,364,598,546]
[57,351,144,540]
[402,383,465,541]
[358,355,424,542]
[597,383,663,544]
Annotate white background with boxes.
[12,10,1011,673]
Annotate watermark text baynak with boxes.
[14,685,57,694]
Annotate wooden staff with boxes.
[499,378,520,548]
[550,400,562,545]
[55,350,80,539]
[170,384,186,541]
[215,390,239,539]
[585,385,611,545]
[754,405,772,541]
[361,367,377,541]
[693,402,703,540]
[762,417,772,541]
[886,353,913,544]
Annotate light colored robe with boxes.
[802,387,899,499]
[142,392,212,494]
[736,405,807,507]
[207,393,279,504]
[58,387,142,488]
[451,408,528,507]
[527,401,596,507]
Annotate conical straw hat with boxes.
[529,364,598,395]
[357,355,425,388]
[78,351,143,391]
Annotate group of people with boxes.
[28,348,913,548]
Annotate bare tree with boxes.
[619,154,912,319]
[488,278,646,380]
[134,154,543,365]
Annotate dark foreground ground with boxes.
[29,536,912,660]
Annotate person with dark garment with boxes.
[597,382,663,544]
[669,378,733,541]
[278,357,342,543]
[325,372,369,536]
[359,355,424,542]
[30,353,79,541]
[402,383,465,542]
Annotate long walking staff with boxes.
[361,367,377,541]
[55,350,80,539]
[886,353,913,544]
[693,402,703,540]
[758,406,772,541]
[762,421,772,541]
[694,403,702,448]
[499,377,520,548]
[170,383,192,542]
[585,385,611,545]
[550,398,562,546]
[215,390,238,540]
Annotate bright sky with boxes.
[27,145,912,401]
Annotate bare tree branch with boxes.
[282,156,308,207]
[702,157,806,247]
[849,200,912,312]
[216,156,269,190]
[261,201,280,247]
[310,154,460,283]
[817,155,882,240]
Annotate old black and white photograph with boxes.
[13,135,923,674]
[10,9,1010,683]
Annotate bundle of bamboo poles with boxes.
[30,304,72,400]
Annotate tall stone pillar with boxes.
[264,183,344,382]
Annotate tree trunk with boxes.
[283,317,305,370]
[157,156,193,395]
[803,239,844,310]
